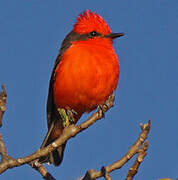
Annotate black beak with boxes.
[105,32,124,39]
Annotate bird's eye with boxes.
[90,31,97,37]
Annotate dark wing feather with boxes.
[46,30,89,128]
[40,31,90,166]
[46,31,75,128]
[40,31,80,166]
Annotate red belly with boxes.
[53,42,119,118]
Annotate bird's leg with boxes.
[57,108,70,127]
[57,108,77,127]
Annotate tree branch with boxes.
[126,141,148,180]
[0,85,56,179]
[0,85,151,179]
[0,84,7,127]
[0,92,115,175]
[101,166,112,180]
[29,161,56,180]
[82,120,151,180]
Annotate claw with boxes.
[97,105,105,118]
[66,109,76,124]
[97,100,110,118]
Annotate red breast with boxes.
[53,37,119,121]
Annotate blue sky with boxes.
[0,0,177,179]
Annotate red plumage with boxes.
[40,10,123,166]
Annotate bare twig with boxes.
[0,85,11,164]
[101,166,112,180]
[0,84,56,179]
[0,87,151,180]
[0,135,14,163]
[82,120,151,180]
[29,161,56,180]
[126,141,148,180]
[0,94,115,175]
[0,84,7,127]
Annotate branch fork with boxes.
[0,85,151,180]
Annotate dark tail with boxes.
[39,122,66,166]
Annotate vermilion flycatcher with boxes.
[40,10,124,166]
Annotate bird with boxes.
[40,10,124,166]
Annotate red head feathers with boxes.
[73,10,112,35]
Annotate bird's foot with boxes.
[57,108,77,127]
[97,104,108,118]
[97,94,115,118]
[66,109,77,124]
